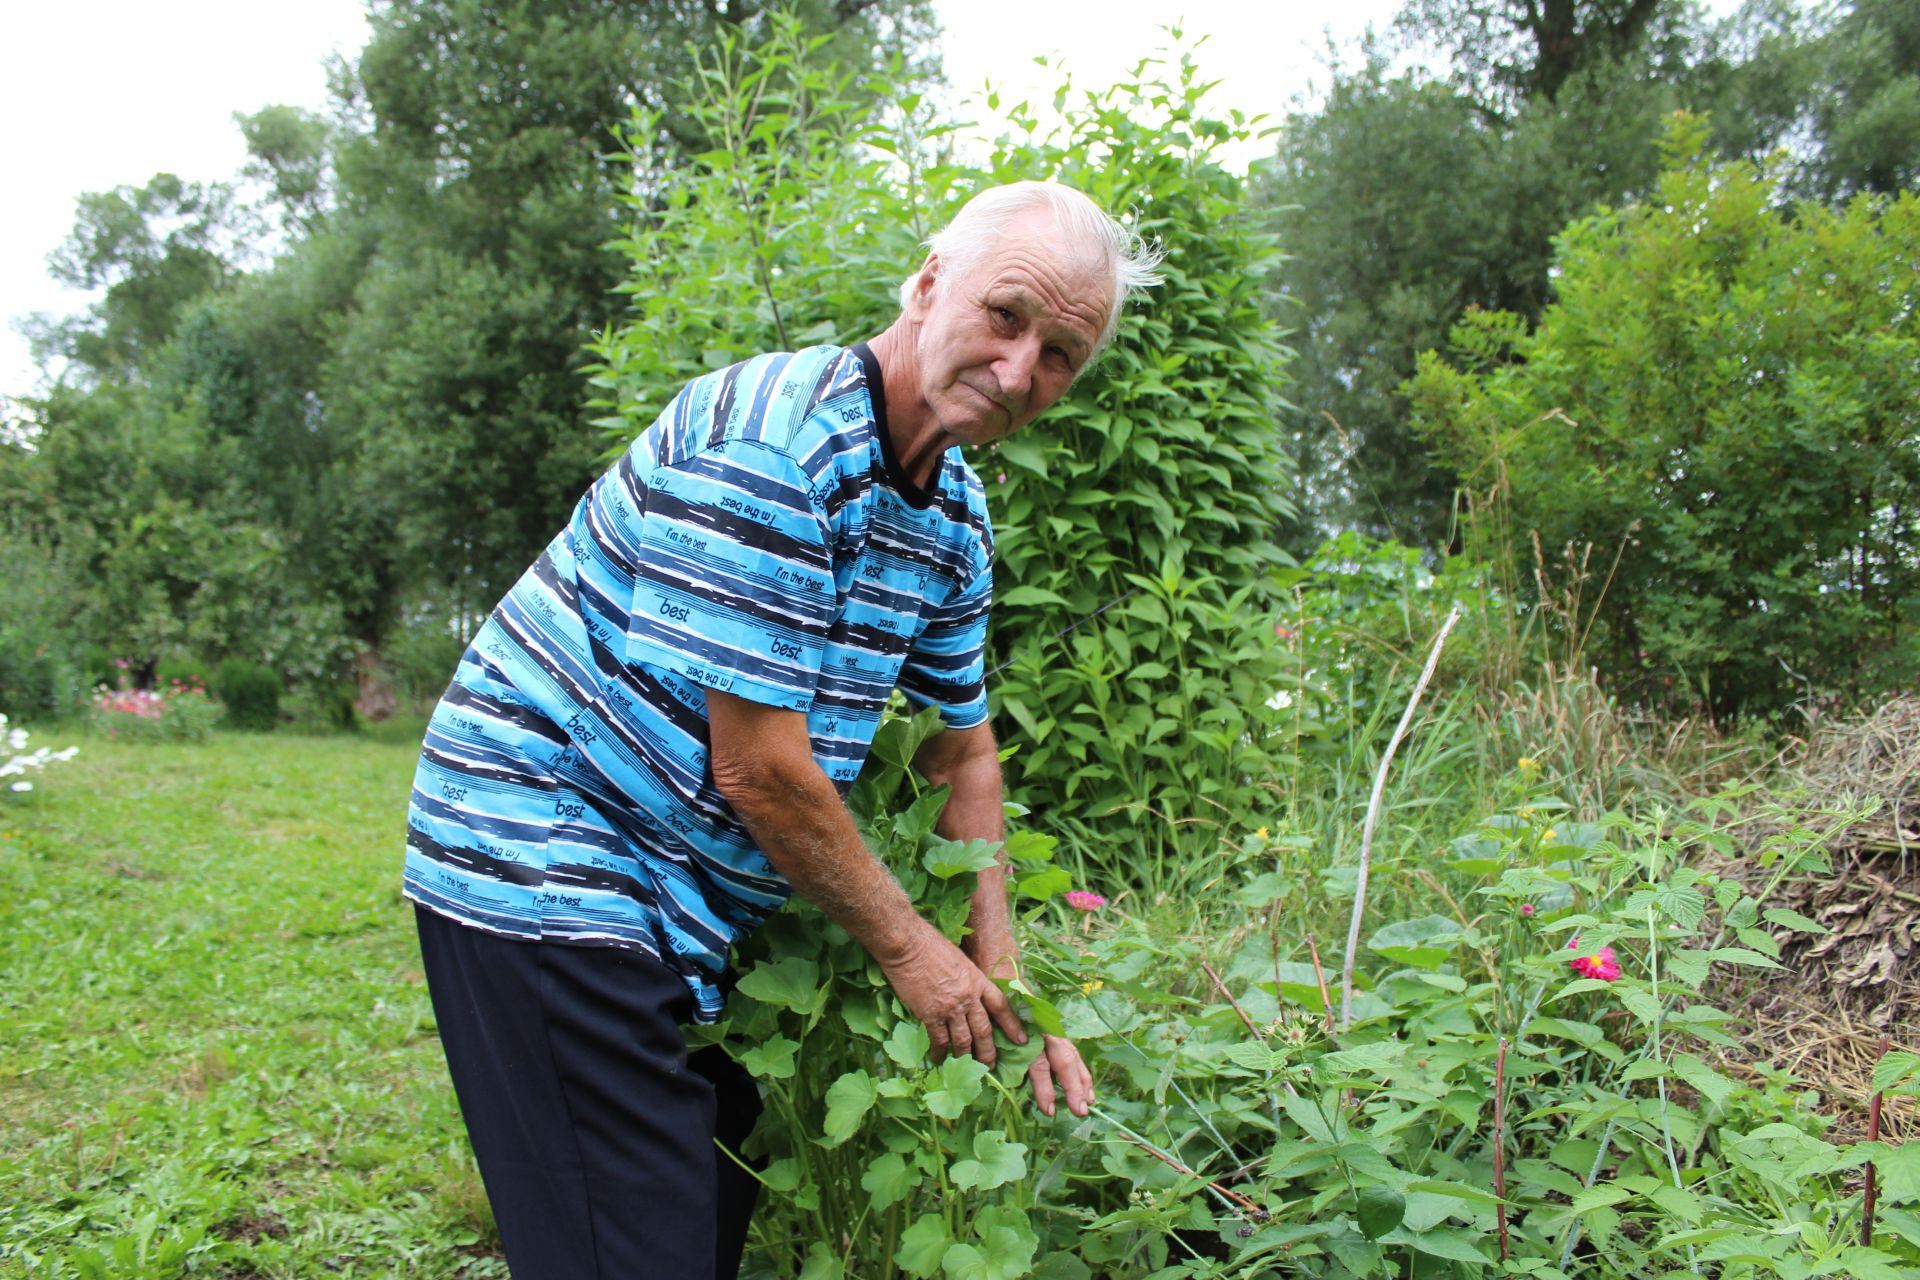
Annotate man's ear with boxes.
[905,255,940,319]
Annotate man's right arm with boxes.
[706,689,1027,1066]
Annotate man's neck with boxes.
[864,320,949,489]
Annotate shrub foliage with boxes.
[590,20,1296,890]
[1409,115,1920,719]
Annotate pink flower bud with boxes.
[1064,890,1107,912]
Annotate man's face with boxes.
[905,212,1114,449]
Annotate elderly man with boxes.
[403,180,1162,1279]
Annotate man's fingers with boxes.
[1027,1054,1057,1117]
[947,1016,974,1062]
[927,1021,951,1063]
[965,1003,996,1065]
[1044,1037,1094,1118]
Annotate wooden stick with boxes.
[1112,1129,1264,1216]
[1202,962,1265,1041]
[1494,1037,1510,1262]
[1340,606,1462,1029]
[1864,1034,1891,1247]
[1306,935,1336,1037]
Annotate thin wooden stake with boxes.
[1306,935,1336,1037]
[1494,1037,1510,1262]
[1864,1034,1891,1247]
[1339,607,1462,1030]
[1202,962,1265,1041]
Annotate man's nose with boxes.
[996,337,1040,401]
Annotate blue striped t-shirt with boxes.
[402,344,993,1019]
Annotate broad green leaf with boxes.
[950,1129,1028,1191]
[1405,1179,1505,1206]
[1570,1183,1632,1213]
[737,1034,799,1080]
[1030,1254,1092,1280]
[1672,1052,1738,1107]
[820,1070,877,1146]
[923,837,1002,879]
[896,785,952,845]
[1014,867,1071,901]
[1874,1140,1920,1204]
[941,1244,992,1280]
[1380,1226,1490,1264]
[1317,1040,1407,1078]
[1280,1092,1342,1143]
[925,1057,990,1119]
[1011,991,1063,1041]
[1221,1041,1287,1073]
[885,1020,931,1068]
[997,585,1070,607]
[861,1152,912,1210]
[970,1206,1039,1279]
[736,956,825,1016]
[897,1214,953,1279]
[1873,1050,1920,1095]
[1762,906,1828,934]
[1356,1184,1405,1239]
[799,1242,844,1280]
[1365,915,1464,969]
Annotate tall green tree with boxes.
[1261,42,1681,545]
[26,173,258,384]
[329,0,936,619]
[16,0,937,706]
[1698,0,1920,197]
[1409,116,1920,717]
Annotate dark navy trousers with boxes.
[414,905,764,1278]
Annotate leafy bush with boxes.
[0,533,91,721]
[382,605,469,709]
[1409,114,1920,720]
[590,17,1296,899]
[155,657,213,691]
[215,658,281,731]
[728,704,1920,1278]
[90,684,220,743]
[715,707,1083,1279]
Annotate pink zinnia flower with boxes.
[1064,891,1107,912]
[1566,935,1621,982]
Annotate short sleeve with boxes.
[896,554,991,730]
[624,441,837,710]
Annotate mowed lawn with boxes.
[0,724,505,1278]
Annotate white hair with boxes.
[897,181,1165,358]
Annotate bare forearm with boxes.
[920,726,1016,977]
[729,770,919,960]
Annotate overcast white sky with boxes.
[0,0,1486,400]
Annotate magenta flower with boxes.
[1565,935,1621,982]
[1519,903,1536,917]
[1064,891,1107,912]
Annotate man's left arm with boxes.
[914,722,1094,1118]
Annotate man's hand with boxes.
[881,917,1026,1066]
[1027,1034,1095,1118]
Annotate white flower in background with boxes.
[1265,689,1294,711]
[0,713,78,798]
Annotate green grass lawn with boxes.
[0,724,505,1278]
